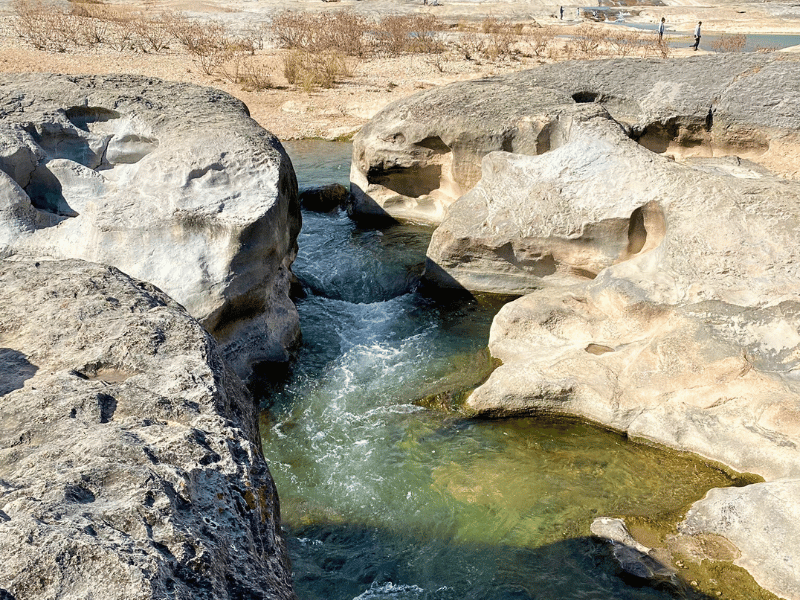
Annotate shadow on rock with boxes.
[0,349,38,396]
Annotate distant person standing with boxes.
[658,17,665,41]
[693,21,702,50]
[576,6,580,18]
[560,6,564,19]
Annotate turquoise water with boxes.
[255,141,748,600]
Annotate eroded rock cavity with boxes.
[0,74,301,378]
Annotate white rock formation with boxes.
[352,54,800,599]
[0,74,301,378]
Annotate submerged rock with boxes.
[0,259,294,600]
[0,74,302,379]
[299,183,350,212]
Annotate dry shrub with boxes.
[606,29,639,57]
[375,14,444,56]
[12,0,71,51]
[271,10,369,56]
[711,33,746,53]
[218,54,273,90]
[283,49,349,90]
[573,24,603,56]
[456,31,483,60]
[528,25,554,57]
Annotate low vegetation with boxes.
[11,0,674,91]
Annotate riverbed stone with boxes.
[0,258,294,600]
[0,74,302,379]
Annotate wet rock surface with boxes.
[0,259,294,600]
[0,74,302,379]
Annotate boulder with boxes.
[426,109,800,301]
[351,53,800,599]
[0,259,294,600]
[0,74,302,379]
[350,53,800,225]
[679,479,800,600]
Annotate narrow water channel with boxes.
[254,140,748,600]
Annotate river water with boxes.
[255,140,749,600]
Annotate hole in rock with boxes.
[372,164,442,198]
[65,484,96,504]
[98,393,117,423]
[78,367,135,383]
[570,267,597,280]
[65,106,121,131]
[586,343,614,355]
[626,206,647,256]
[25,164,76,217]
[573,91,600,103]
[619,201,665,262]
[415,136,450,154]
[634,117,769,159]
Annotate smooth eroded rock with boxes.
[0,74,302,378]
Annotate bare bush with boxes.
[528,25,554,57]
[374,14,444,56]
[271,10,369,56]
[456,31,483,60]
[12,0,70,51]
[711,33,746,52]
[283,49,349,90]
[573,24,602,56]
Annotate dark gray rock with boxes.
[299,183,350,212]
[0,259,295,600]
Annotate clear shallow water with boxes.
[257,141,748,600]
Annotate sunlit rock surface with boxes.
[352,53,800,599]
[0,259,294,600]
[351,54,800,226]
[0,74,301,378]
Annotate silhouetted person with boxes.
[693,21,702,50]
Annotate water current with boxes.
[255,140,750,600]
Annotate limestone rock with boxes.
[357,54,800,600]
[0,74,302,378]
[351,54,800,225]
[0,259,294,600]
[349,77,575,224]
[591,518,678,585]
[426,109,800,302]
[680,480,800,600]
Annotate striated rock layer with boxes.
[352,54,800,600]
[0,74,302,378]
[0,259,294,600]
